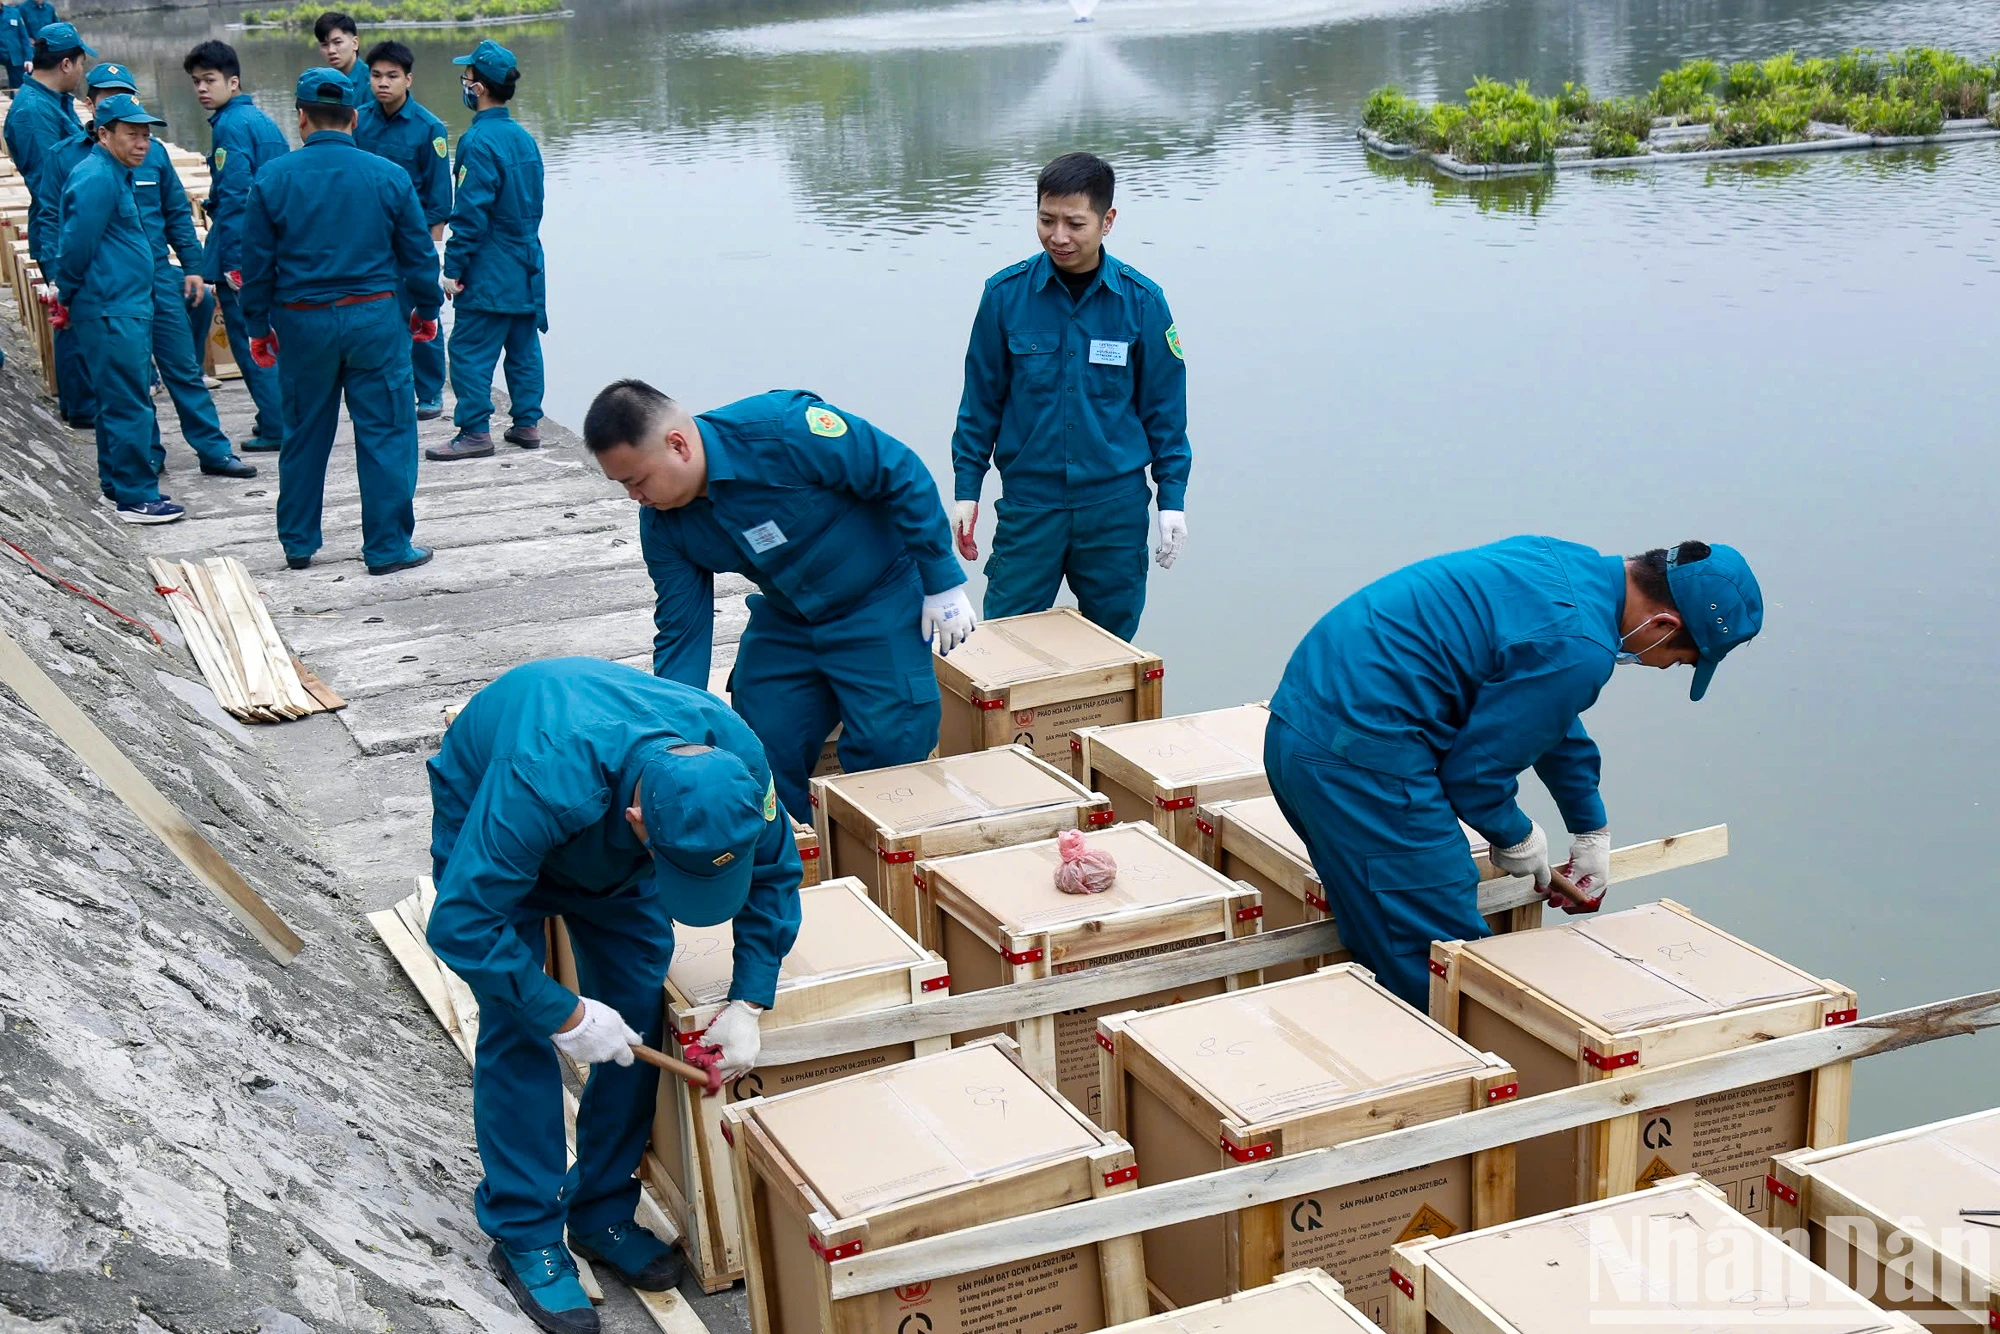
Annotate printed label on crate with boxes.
[1636,1153,1678,1188]
[1012,693,1135,767]
[1281,1158,1470,1329]
[1051,934,1223,1120]
[724,1044,903,1103]
[873,1246,1104,1334]
[1646,1072,1809,1224]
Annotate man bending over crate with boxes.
[427,657,802,1333]
[1265,538,1763,1009]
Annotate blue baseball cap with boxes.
[33,22,93,58]
[92,94,166,128]
[452,39,517,85]
[638,743,773,927]
[1667,543,1763,701]
[84,62,138,93]
[294,66,358,109]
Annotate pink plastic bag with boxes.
[1053,829,1118,895]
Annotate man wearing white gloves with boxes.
[585,379,970,819]
[949,151,1192,641]
[427,657,801,1332]
[1266,538,1764,1009]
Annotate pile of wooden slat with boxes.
[147,556,345,722]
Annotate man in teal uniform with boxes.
[1266,538,1764,1008]
[949,151,1191,641]
[355,39,451,419]
[314,11,368,101]
[185,40,290,454]
[14,0,52,37]
[238,68,441,575]
[0,7,30,90]
[428,40,545,462]
[428,657,802,1332]
[4,22,96,426]
[583,381,974,819]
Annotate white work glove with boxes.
[1155,510,1187,570]
[952,500,979,561]
[550,997,642,1067]
[705,999,763,1079]
[922,584,977,656]
[1565,828,1611,903]
[1490,822,1551,889]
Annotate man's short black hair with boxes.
[365,40,414,73]
[1037,151,1114,216]
[33,36,85,68]
[184,40,241,80]
[583,379,676,454]
[1629,541,1711,652]
[468,68,518,103]
[314,11,359,40]
[301,103,357,131]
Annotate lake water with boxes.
[94,0,2000,1134]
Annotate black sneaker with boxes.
[568,1221,683,1291]
[201,456,259,479]
[116,499,185,525]
[285,555,312,571]
[239,437,283,453]
[367,546,434,576]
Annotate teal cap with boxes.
[33,22,93,57]
[639,743,772,927]
[92,93,166,127]
[84,62,138,93]
[295,66,358,109]
[1668,543,1763,701]
[452,39,517,85]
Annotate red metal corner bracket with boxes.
[1305,891,1329,912]
[1390,1269,1415,1299]
[974,694,1006,711]
[1220,1136,1274,1164]
[1428,958,1449,979]
[1002,946,1045,965]
[1095,1031,1114,1053]
[1485,1082,1519,1103]
[1086,809,1115,826]
[1766,1174,1799,1206]
[1195,817,1216,837]
[1235,904,1264,923]
[1157,795,1196,811]
[1582,1047,1640,1071]
[1102,1165,1138,1187]
[1824,1009,1858,1027]
[920,974,950,992]
[1141,667,1165,682]
[810,1236,864,1263]
[878,846,917,864]
[798,845,820,860]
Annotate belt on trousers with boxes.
[281,291,394,311]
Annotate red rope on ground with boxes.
[0,538,164,645]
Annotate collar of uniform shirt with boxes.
[1030,247,1123,296]
[696,418,736,484]
[303,130,353,145]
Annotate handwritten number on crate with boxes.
[965,1084,1009,1119]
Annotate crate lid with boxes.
[823,748,1087,833]
[747,1043,1101,1218]
[669,879,922,1006]
[1218,796,1310,862]
[946,609,1149,688]
[1122,968,1489,1125]
[1088,705,1269,783]
[1460,903,1825,1032]
[1106,1275,1379,1332]
[1799,1109,2000,1276]
[1417,1180,1900,1333]
[933,823,1234,932]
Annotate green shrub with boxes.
[1654,58,1720,115]
[1841,93,1945,136]
[1589,124,1642,158]
[1586,95,1652,138]
[1417,103,1468,153]
[1709,90,1813,146]
[1721,60,1768,100]
[1553,81,1592,119]
[1362,86,1428,142]
[1828,49,1882,96]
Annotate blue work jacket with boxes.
[2,76,90,263]
[50,144,153,319]
[131,138,202,274]
[951,249,1191,512]
[641,390,964,686]
[15,0,52,37]
[0,10,29,73]
[355,93,452,228]
[1269,536,1622,848]
[239,130,443,337]
[444,107,544,323]
[426,657,803,1034]
[200,95,290,283]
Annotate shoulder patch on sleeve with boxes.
[803,406,848,438]
[433,136,448,158]
[1165,323,1185,360]
[456,164,467,188]
[762,778,778,822]
[213,147,226,172]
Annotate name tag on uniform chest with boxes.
[742,521,788,553]
[1088,339,1129,366]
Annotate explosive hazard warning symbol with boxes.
[1638,1154,1679,1188]
[1396,1203,1460,1245]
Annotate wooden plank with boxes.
[634,1286,712,1334]
[291,655,347,711]
[199,557,279,711]
[824,987,2000,1297]
[227,557,318,716]
[367,907,459,1042]
[0,625,303,963]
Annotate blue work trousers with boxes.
[216,284,286,447]
[449,308,543,435]
[409,305,444,407]
[271,298,421,569]
[732,564,941,819]
[54,324,97,425]
[1264,714,1490,1009]
[469,878,674,1248]
[147,270,232,467]
[983,492,1149,642]
[76,314,161,506]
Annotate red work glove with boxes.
[409,311,438,343]
[226,269,244,291]
[248,333,278,368]
[47,300,70,330]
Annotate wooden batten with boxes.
[1101,1267,1386,1333]
[934,608,1163,767]
[1098,963,1516,1327]
[1073,704,1271,855]
[1429,898,1854,1224]
[791,819,821,888]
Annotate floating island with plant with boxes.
[1360,48,2000,175]
[237,0,571,30]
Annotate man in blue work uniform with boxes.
[14,0,52,38]
[949,151,1191,642]
[313,11,368,102]
[51,95,186,524]
[1266,537,1765,1009]
[81,64,256,485]
[0,8,30,91]
[427,40,545,462]
[583,380,975,820]
[239,68,442,575]
[355,39,451,420]
[185,40,291,455]
[428,657,802,1333]
[4,22,96,427]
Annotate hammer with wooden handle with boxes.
[1544,866,1604,915]
[630,1042,725,1096]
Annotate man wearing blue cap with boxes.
[428,656,802,1333]
[185,40,291,455]
[4,21,96,427]
[428,39,545,462]
[80,64,255,486]
[355,39,451,419]
[1265,537,1764,1009]
[582,380,976,821]
[239,67,443,576]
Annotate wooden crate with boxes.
[1389,1174,1925,1334]
[810,744,1114,946]
[935,607,1163,767]
[1097,964,1518,1325]
[1429,899,1855,1225]
[1100,1268,1385,1333]
[919,820,1263,1123]
[722,1035,1147,1334]
[1074,704,1270,855]
[791,818,821,887]
[650,876,951,1292]
[1771,1105,2000,1329]
[1197,794,1338,983]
